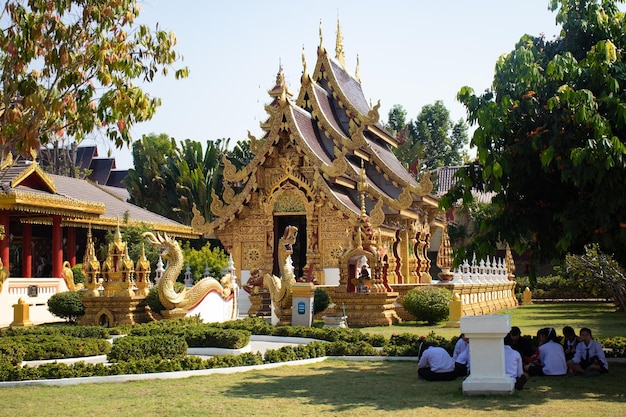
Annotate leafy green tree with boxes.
[387,102,468,173]
[125,133,177,216]
[0,0,188,157]
[443,0,626,267]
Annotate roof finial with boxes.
[355,54,361,82]
[319,19,323,48]
[301,45,308,78]
[335,14,346,68]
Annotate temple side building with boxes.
[192,23,444,324]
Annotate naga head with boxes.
[279,225,298,255]
[142,231,179,261]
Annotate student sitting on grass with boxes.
[567,327,608,376]
[504,337,530,390]
[525,327,568,376]
[562,325,580,362]
[452,333,470,377]
[417,342,457,381]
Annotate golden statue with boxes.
[0,257,8,292]
[142,232,231,313]
[62,260,83,291]
[263,225,298,310]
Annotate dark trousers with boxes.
[418,367,457,381]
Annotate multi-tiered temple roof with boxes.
[194,23,440,236]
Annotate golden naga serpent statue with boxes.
[143,232,233,311]
[263,225,298,310]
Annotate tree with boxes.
[125,133,177,216]
[126,135,253,225]
[387,102,468,173]
[0,0,188,158]
[443,0,626,267]
[562,243,626,311]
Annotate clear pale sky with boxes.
[94,1,562,170]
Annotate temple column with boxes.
[0,210,9,271]
[52,215,62,278]
[22,223,32,277]
[66,226,76,266]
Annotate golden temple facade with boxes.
[192,23,443,302]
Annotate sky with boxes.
[91,1,563,170]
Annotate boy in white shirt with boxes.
[417,343,457,381]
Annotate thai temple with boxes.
[190,22,477,326]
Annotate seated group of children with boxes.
[417,326,608,388]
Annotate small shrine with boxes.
[79,225,153,327]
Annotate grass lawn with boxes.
[360,302,626,339]
[2,360,625,416]
[2,302,625,416]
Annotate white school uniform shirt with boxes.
[572,339,608,370]
[539,340,568,375]
[418,346,456,373]
[453,338,469,364]
[504,345,523,378]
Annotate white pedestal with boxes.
[461,314,515,395]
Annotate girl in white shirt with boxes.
[567,327,608,375]
[526,327,568,376]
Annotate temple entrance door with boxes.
[273,215,307,279]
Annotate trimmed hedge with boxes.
[107,334,187,362]
[0,335,110,361]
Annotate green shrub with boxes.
[402,287,452,325]
[71,264,86,284]
[313,288,331,315]
[47,291,85,323]
[108,334,187,362]
[145,282,186,314]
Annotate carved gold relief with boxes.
[243,245,262,270]
[369,198,385,228]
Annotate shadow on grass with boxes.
[219,360,626,414]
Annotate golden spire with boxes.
[301,45,309,82]
[358,159,367,219]
[355,54,361,82]
[319,19,323,48]
[335,16,346,68]
[114,219,122,245]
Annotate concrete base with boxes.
[463,377,515,396]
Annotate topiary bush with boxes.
[313,287,331,315]
[47,291,85,323]
[402,287,452,325]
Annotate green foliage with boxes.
[383,331,453,356]
[402,287,452,325]
[107,334,187,362]
[71,264,86,284]
[180,240,228,282]
[0,335,110,361]
[47,291,85,323]
[388,102,469,173]
[444,0,626,268]
[0,324,109,339]
[313,287,331,315]
[560,243,626,311]
[0,0,188,157]
[514,274,612,300]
